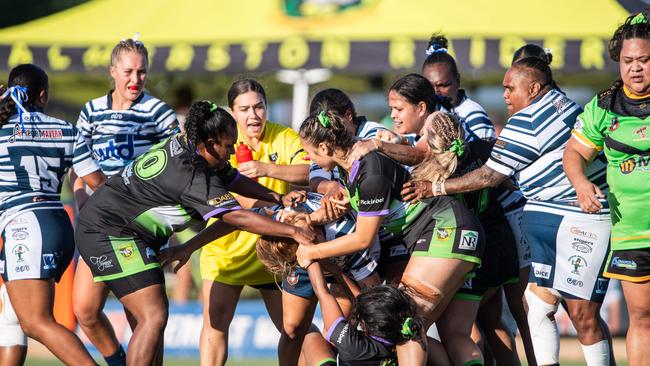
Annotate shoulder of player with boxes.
[455,95,488,117]
[132,93,174,115]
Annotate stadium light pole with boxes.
[276,68,332,131]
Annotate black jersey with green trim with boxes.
[453,139,507,226]
[77,133,241,248]
[327,317,396,365]
[340,151,426,235]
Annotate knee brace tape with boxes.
[0,285,27,347]
[524,286,560,365]
[399,275,444,315]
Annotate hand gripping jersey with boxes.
[573,86,650,250]
[77,91,178,176]
[271,192,380,280]
[0,111,99,220]
[486,88,609,216]
[77,134,241,249]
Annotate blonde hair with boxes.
[110,38,149,67]
[256,215,310,276]
[412,111,465,182]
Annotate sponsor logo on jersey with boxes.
[90,255,114,271]
[207,193,236,208]
[571,237,594,254]
[573,118,583,132]
[552,97,567,115]
[118,244,135,258]
[609,117,619,131]
[459,230,479,251]
[12,244,28,262]
[42,254,57,270]
[462,277,473,289]
[611,256,637,270]
[569,255,587,275]
[494,139,508,149]
[532,262,552,280]
[146,247,156,259]
[11,227,28,241]
[11,127,63,142]
[170,136,184,157]
[359,197,385,206]
[633,126,649,141]
[286,270,299,286]
[566,277,583,287]
[336,323,350,344]
[93,135,135,161]
[620,156,650,174]
[435,227,452,241]
[570,227,598,240]
[269,152,278,162]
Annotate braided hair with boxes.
[512,56,555,93]
[512,44,553,65]
[184,101,236,168]
[299,110,356,151]
[0,64,48,127]
[412,111,465,182]
[351,285,424,345]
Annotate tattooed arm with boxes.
[444,164,509,194]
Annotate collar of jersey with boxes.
[106,90,145,110]
[623,85,650,100]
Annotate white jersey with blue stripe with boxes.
[0,112,99,217]
[77,91,178,176]
[309,116,387,182]
[486,89,609,216]
[454,90,496,142]
[273,193,380,280]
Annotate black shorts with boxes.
[404,196,485,265]
[106,268,165,298]
[604,248,650,283]
[377,234,409,280]
[75,223,160,282]
[456,221,519,301]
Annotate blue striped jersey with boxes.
[77,92,178,176]
[309,116,387,182]
[454,90,496,142]
[0,111,99,215]
[268,192,380,279]
[486,89,609,215]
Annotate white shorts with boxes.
[0,209,75,282]
[505,207,531,269]
[523,209,611,302]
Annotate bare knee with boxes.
[628,304,650,328]
[282,320,312,341]
[18,315,53,340]
[73,302,103,327]
[567,304,600,335]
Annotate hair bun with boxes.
[426,34,449,55]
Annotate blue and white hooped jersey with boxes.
[486,89,609,216]
[309,116,387,182]
[0,112,99,216]
[453,90,496,142]
[272,193,380,278]
[77,91,178,176]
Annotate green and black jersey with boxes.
[340,151,426,236]
[77,134,241,249]
[572,84,650,250]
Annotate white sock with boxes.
[581,340,610,366]
[524,286,560,365]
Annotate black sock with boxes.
[104,345,126,366]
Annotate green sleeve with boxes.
[572,96,607,151]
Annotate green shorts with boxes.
[404,196,485,265]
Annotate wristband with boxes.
[433,180,446,196]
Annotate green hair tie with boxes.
[317,111,331,128]
[631,12,648,25]
[209,101,218,112]
[401,317,415,339]
[447,138,464,157]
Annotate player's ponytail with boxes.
[412,111,465,183]
[0,64,48,128]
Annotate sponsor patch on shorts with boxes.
[532,262,552,280]
[459,230,479,251]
